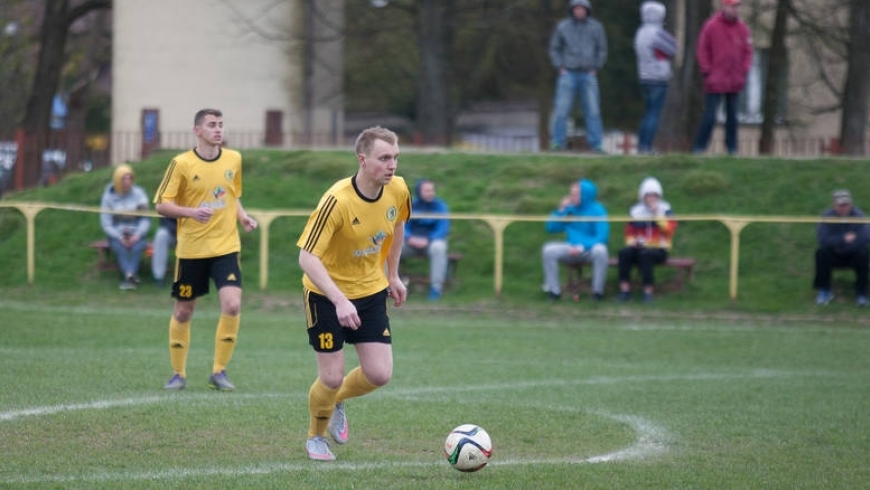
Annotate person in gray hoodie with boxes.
[99,163,151,290]
[633,1,677,154]
[548,0,608,153]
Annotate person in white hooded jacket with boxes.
[99,163,151,290]
[633,1,677,154]
[617,177,677,302]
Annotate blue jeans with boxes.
[551,70,603,150]
[693,92,739,154]
[108,236,148,277]
[637,82,668,153]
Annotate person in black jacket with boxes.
[814,189,870,306]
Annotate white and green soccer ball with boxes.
[443,424,493,472]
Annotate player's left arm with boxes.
[386,220,407,307]
[236,200,258,232]
[234,160,256,232]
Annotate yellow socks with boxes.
[213,314,240,374]
[307,368,380,437]
[336,366,378,402]
[168,318,191,378]
[308,378,339,438]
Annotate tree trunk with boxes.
[415,0,454,145]
[19,0,70,188]
[759,0,789,155]
[18,0,111,189]
[658,0,710,151]
[536,0,558,150]
[839,0,870,155]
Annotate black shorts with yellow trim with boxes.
[304,288,392,352]
[172,252,242,301]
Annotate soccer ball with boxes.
[444,424,493,472]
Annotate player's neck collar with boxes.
[194,146,222,162]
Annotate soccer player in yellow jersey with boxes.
[297,126,411,461]
[153,108,258,391]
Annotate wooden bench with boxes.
[402,253,464,290]
[89,239,152,273]
[564,256,696,298]
[89,240,117,272]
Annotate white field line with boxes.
[0,369,814,422]
[5,299,870,332]
[0,369,812,485]
[5,414,667,486]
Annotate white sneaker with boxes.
[306,435,335,461]
[327,402,349,444]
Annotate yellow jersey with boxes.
[153,148,244,259]
[298,175,411,299]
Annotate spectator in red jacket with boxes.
[691,0,753,155]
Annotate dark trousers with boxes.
[693,92,739,154]
[618,247,668,287]
[813,247,869,295]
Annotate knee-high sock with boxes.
[336,366,378,403]
[309,378,339,438]
[213,314,240,374]
[168,318,191,378]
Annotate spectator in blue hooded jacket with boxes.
[403,179,450,300]
[542,178,610,301]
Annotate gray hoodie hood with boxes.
[569,0,592,16]
[641,1,666,25]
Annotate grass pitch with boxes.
[1,295,868,489]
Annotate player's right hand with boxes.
[192,206,215,223]
[335,299,361,330]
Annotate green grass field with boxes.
[2,294,869,489]
[2,149,870,488]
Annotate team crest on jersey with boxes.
[386,206,397,221]
[224,170,234,181]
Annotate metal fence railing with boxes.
[4,201,867,304]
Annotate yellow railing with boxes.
[3,202,867,302]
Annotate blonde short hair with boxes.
[354,126,398,156]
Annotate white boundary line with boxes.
[0,381,675,485]
[0,369,822,484]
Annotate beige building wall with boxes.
[746,0,850,141]
[671,0,856,154]
[112,0,344,163]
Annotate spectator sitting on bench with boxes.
[814,189,870,307]
[617,176,677,303]
[402,178,450,301]
[542,178,610,302]
[151,216,177,288]
[99,163,151,291]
